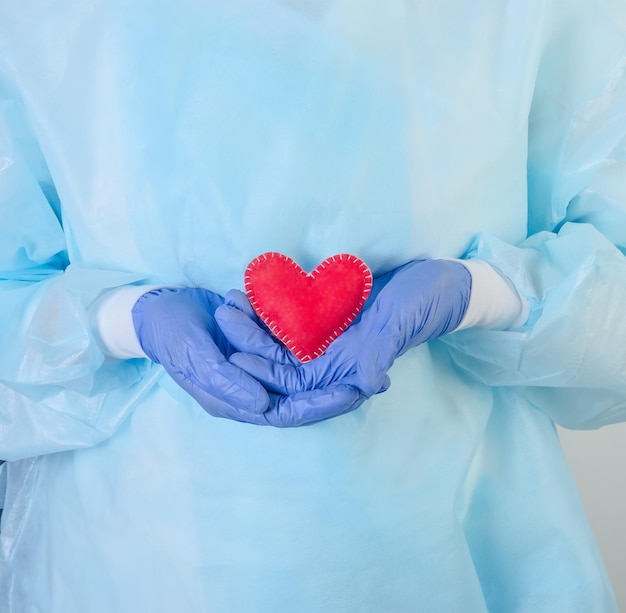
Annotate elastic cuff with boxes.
[89,285,162,359]
[453,259,530,331]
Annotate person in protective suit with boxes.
[1,1,625,611]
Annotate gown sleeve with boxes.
[443,0,626,429]
[0,70,160,461]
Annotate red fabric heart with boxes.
[245,252,373,362]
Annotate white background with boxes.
[559,422,626,612]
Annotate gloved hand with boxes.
[216,259,472,424]
[131,287,273,422]
[132,287,362,426]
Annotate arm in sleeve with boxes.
[0,72,161,461]
[443,0,626,429]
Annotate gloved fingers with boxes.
[169,358,270,415]
[176,374,272,422]
[261,385,366,427]
[223,289,258,320]
[215,303,274,350]
[222,294,396,397]
[215,304,297,365]
[176,376,364,428]
[177,373,373,427]
[228,352,311,393]
[228,327,379,395]
[337,369,390,398]
[378,375,391,394]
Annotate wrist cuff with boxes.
[453,259,530,331]
[89,285,162,359]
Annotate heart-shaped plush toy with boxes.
[244,252,373,362]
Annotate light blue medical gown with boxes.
[1,1,625,611]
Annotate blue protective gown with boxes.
[1,1,626,612]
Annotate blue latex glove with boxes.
[132,288,362,426]
[216,259,472,422]
[131,288,272,422]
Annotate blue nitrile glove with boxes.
[132,287,362,426]
[215,259,472,423]
[131,287,273,422]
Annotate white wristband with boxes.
[89,285,162,359]
[453,259,530,331]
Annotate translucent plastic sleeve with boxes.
[444,0,626,429]
[0,72,159,461]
